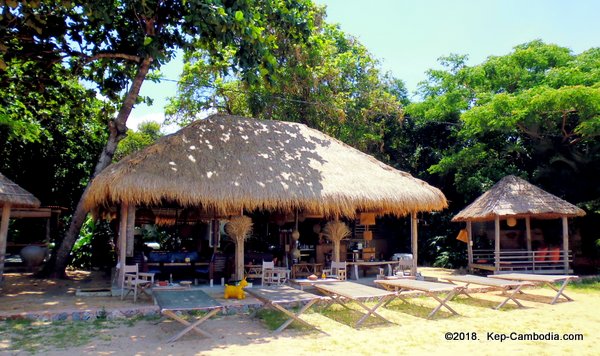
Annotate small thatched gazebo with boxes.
[453,175,585,274]
[84,114,448,278]
[0,173,41,280]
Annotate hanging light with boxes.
[507,217,517,227]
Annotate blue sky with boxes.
[127,0,600,130]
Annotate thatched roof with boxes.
[452,175,585,222]
[0,172,41,208]
[84,114,447,217]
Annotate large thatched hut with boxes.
[85,114,447,279]
[0,172,41,280]
[453,175,585,274]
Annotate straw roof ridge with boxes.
[0,172,41,208]
[84,114,447,217]
[452,175,586,222]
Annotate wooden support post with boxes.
[118,203,128,282]
[494,215,500,273]
[525,216,532,252]
[126,205,136,257]
[562,216,569,273]
[411,212,418,276]
[235,238,244,280]
[0,204,11,282]
[466,221,473,273]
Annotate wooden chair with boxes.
[121,263,155,303]
[323,261,347,280]
[261,260,275,286]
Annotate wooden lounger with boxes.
[440,274,532,310]
[489,273,579,304]
[245,286,325,333]
[153,289,223,343]
[374,279,460,318]
[314,281,396,328]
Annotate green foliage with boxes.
[167,15,405,157]
[114,121,163,161]
[70,216,115,270]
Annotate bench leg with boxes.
[269,299,323,334]
[162,308,221,343]
[547,280,573,304]
[354,295,394,327]
[495,286,524,310]
[428,292,458,318]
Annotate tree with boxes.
[407,41,600,267]
[0,60,109,210]
[166,18,405,157]
[1,0,316,277]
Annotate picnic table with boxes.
[245,286,325,333]
[346,261,400,279]
[314,281,396,328]
[489,273,579,304]
[374,279,460,318]
[289,278,340,290]
[153,289,223,343]
[439,274,532,310]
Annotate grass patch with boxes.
[565,277,600,292]
[254,308,314,332]
[0,315,160,354]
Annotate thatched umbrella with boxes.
[0,173,41,280]
[224,215,253,280]
[453,175,585,273]
[323,220,351,263]
[84,114,447,274]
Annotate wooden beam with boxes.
[126,205,136,257]
[525,216,532,252]
[411,212,418,276]
[118,203,128,282]
[562,216,569,273]
[9,208,52,218]
[494,215,500,273]
[0,204,11,281]
[466,221,473,273]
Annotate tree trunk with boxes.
[48,57,153,278]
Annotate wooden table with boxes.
[375,279,460,318]
[489,273,579,304]
[314,281,396,328]
[346,261,400,279]
[440,274,532,310]
[244,264,262,280]
[245,286,325,333]
[153,289,223,343]
[291,263,323,278]
[289,278,340,290]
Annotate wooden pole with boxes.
[118,203,128,282]
[466,221,473,273]
[525,216,532,252]
[0,204,11,282]
[235,237,244,280]
[126,205,136,257]
[562,216,569,273]
[411,212,418,276]
[494,215,500,273]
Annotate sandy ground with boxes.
[1,269,599,355]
